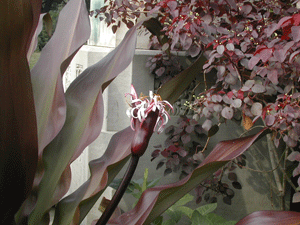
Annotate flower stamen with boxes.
[125,85,173,133]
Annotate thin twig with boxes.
[201,137,211,153]
[233,148,286,173]
[266,132,284,195]
[281,148,289,210]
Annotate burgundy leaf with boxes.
[267,69,278,85]
[151,150,161,158]
[202,119,212,131]
[31,0,91,154]
[0,1,41,223]
[227,0,237,10]
[265,115,275,126]
[248,56,260,69]
[287,151,300,162]
[201,128,267,165]
[177,149,188,157]
[157,161,165,170]
[260,48,273,63]
[291,26,300,42]
[189,45,201,57]
[252,84,266,93]
[251,102,262,116]
[181,134,191,144]
[236,211,300,225]
[53,127,134,224]
[155,67,166,77]
[292,192,300,203]
[167,1,177,11]
[28,14,145,225]
[221,107,234,119]
[217,45,225,54]
[109,129,267,225]
[161,150,170,157]
[185,125,194,133]
[228,172,237,182]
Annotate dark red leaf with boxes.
[151,149,161,158]
[112,25,118,33]
[156,161,165,170]
[236,211,300,225]
[164,168,172,176]
[0,0,41,223]
[232,181,242,189]
[228,172,237,182]
[223,196,232,205]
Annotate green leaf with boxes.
[162,219,178,225]
[142,168,149,192]
[151,215,163,225]
[165,209,181,222]
[176,206,194,219]
[196,203,217,216]
[132,193,142,199]
[132,181,143,192]
[222,221,238,225]
[191,210,209,225]
[191,211,233,225]
[173,194,194,208]
[204,213,228,224]
[147,178,161,188]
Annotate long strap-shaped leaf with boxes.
[0,0,40,223]
[31,0,91,155]
[236,210,300,225]
[109,128,267,225]
[28,15,143,225]
[53,127,134,225]
[16,0,91,223]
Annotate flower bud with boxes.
[131,110,158,156]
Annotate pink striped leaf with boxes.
[236,210,300,225]
[31,0,91,155]
[53,127,134,225]
[28,17,143,224]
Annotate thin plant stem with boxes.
[201,137,210,153]
[233,148,286,173]
[96,155,140,225]
[260,118,284,198]
[281,148,288,210]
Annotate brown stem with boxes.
[96,155,140,225]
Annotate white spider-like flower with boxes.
[125,85,173,133]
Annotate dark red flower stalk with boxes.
[96,85,173,225]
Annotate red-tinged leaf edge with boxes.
[236,210,300,225]
[109,128,268,225]
[0,0,41,223]
[52,127,134,225]
[27,17,146,225]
